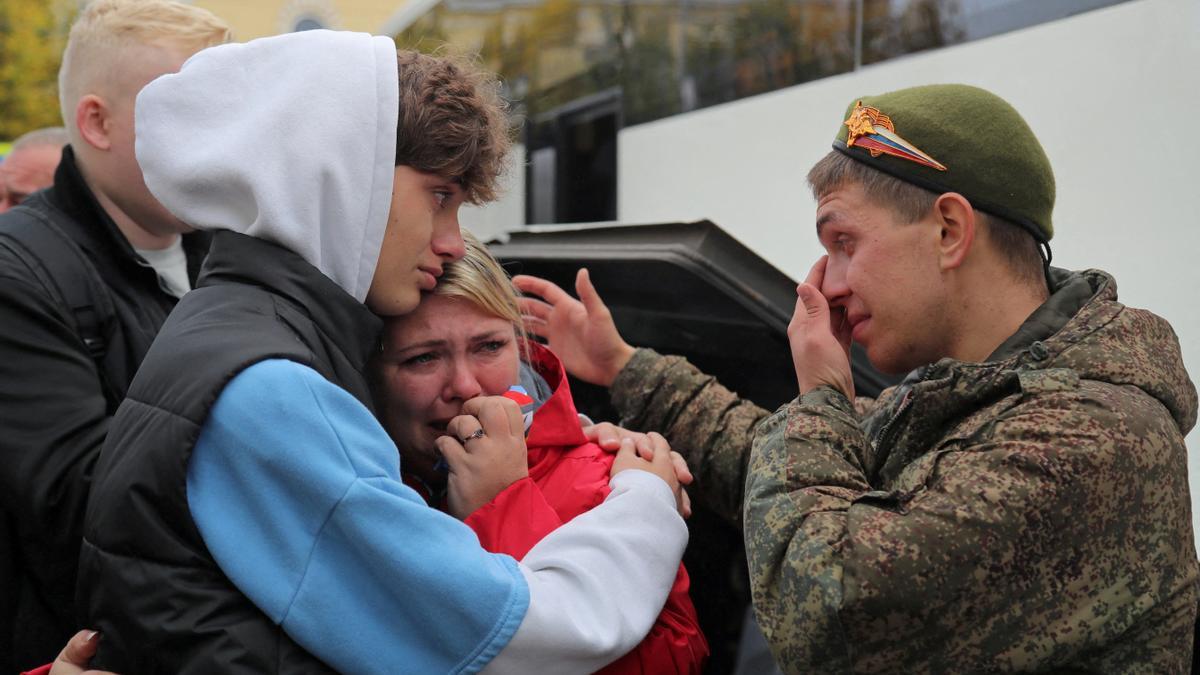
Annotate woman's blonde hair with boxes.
[434,230,527,353]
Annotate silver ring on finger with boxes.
[461,428,486,443]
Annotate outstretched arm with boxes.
[515,271,768,525]
[514,269,634,388]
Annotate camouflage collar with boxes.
[873,269,1120,482]
[987,268,1101,363]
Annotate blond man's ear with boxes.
[74,95,114,152]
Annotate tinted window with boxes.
[395,0,1129,129]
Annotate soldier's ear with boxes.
[933,192,975,272]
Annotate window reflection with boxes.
[397,1,865,128]
[393,0,1129,131]
[394,0,1127,225]
[861,0,1127,65]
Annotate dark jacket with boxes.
[0,147,208,671]
[78,231,379,673]
[612,268,1198,672]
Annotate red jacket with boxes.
[466,343,708,675]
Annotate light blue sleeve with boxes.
[188,359,529,675]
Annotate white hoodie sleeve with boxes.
[484,470,688,674]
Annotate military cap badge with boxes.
[844,101,947,171]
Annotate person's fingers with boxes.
[647,432,673,469]
[670,450,693,485]
[446,414,485,447]
[521,314,548,336]
[648,431,670,450]
[464,396,522,438]
[517,296,553,322]
[788,281,807,331]
[435,435,468,469]
[796,258,831,328]
[599,426,624,451]
[583,422,623,451]
[634,433,655,461]
[680,488,692,519]
[498,397,524,437]
[520,308,551,341]
[513,274,573,306]
[58,629,100,667]
[798,283,830,322]
[799,256,848,346]
[574,268,607,316]
[583,423,655,457]
[614,437,638,465]
[803,255,829,289]
[619,436,635,460]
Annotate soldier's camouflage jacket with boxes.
[610,268,1197,673]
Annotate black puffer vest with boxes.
[78,231,382,673]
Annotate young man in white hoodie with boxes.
[76,31,690,674]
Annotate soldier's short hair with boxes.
[807,150,1044,287]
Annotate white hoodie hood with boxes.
[135,30,399,302]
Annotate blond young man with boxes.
[0,1,229,668]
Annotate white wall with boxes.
[460,144,525,242]
[481,0,1200,538]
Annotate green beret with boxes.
[833,83,1055,242]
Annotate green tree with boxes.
[621,5,679,126]
[0,0,72,140]
[862,0,965,65]
[395,4,450,54]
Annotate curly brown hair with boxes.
[394,50,513,205]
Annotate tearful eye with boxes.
[433,191,450,208]
[404,352,437,366]
[480,340,506,353]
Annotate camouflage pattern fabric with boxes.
[611,268,1198,672]
[611,348,770,528]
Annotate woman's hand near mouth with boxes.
[438,395,530,519]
